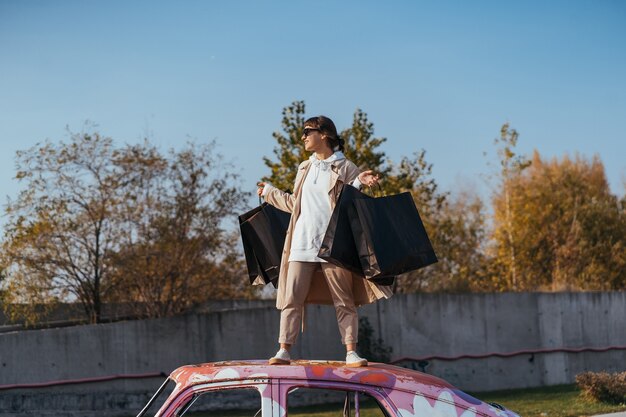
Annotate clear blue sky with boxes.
[1,0,625,224]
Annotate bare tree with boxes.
[1,131,123,323]
[1,131,252,324]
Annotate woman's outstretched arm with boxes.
[258,181,296,213]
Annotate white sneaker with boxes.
[269,348,291,365]
[346,351,368,367]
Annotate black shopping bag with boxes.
[318,186,396,286]
[239,203,291,287]
[349,192,437,280]
[318,185,371,274]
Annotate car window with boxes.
[287,387,388,417]
[138,378,177,417]
[173,387,263,417]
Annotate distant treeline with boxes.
[1,101,624,324]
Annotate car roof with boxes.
[169,359,454,393]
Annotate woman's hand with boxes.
[257,182,266,197]
[358,170,380,187]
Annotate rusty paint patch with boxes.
[308,365,330,378]
[359,372,392,384]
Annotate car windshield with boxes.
[137,378,177,417]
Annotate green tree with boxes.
[341,108,390,178]
[263,101,445,201]
[262,101,308,192]
[263,101,488,293]
[263,101,392,194]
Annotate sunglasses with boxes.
[303,128,320,137]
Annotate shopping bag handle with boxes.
[368,182,384,197]
[257,182,264,205]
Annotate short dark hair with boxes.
[304,115,344,152]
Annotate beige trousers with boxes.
[279,261,358,345]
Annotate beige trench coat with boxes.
[264,158,394,310]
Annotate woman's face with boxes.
[302,127,330,153]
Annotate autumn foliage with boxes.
[1,103,625,324]
[491,151,626,291]
[0,131,252,324]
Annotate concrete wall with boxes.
[1,292,625,416]
[0,299,274,331]
[360,292,626,389]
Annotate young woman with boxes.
[257,115,393,367]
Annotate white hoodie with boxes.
[263,151,361,263]
[288,152,345,262]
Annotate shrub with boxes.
[357,317,393,363]
[575,371,626,404]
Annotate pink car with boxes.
[137,360,521,417]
